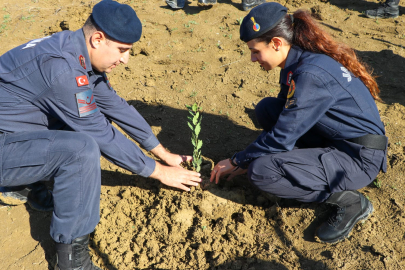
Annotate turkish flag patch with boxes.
[76,75,89,87]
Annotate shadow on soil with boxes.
[127,100,261,162]
[357,50,405,106]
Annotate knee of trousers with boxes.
[247,156,282,188]
[254,97,283,131]
[72,133,100,165]
[254,98,270,130]
[51,132,101,169]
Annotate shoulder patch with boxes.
[75,89,99,117]
[287,79,295,99]
[285,97,297,109]
[76,75,89,87]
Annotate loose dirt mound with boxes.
[1,0,405,269]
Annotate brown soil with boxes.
[1,0,405,269]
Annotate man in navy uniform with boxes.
[0,1,201,269]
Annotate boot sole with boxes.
[197,2,217,6]
[0,195,27,206]
[365,13,399,19]
[316,202,374,244]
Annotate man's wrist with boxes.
[150,144,168,160]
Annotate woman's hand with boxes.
[210,159,247,184]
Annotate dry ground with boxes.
[0,0,405,269]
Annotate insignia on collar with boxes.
[79,55,86,70]
[286,71,293,86]
[103,73,113,90]
[287,79,295,99]
[75,89,99,117]
[76,75,89,87]
[251,17,260,32]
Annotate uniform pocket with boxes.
[3,132,52,169]
[320,151,347,192]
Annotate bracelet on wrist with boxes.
[229,154,238,167]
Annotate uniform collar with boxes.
[279,45,303,86]
[71,29,94,75]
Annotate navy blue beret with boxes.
[92,0,142,44]
[240,2,287,42]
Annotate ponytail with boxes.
[256,10,382,102]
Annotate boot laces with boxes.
[327,206,345,227]
[72,245,91,266]
[377,2,395,9]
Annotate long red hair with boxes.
[256,10,382,102]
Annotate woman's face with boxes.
[246,38,289,71]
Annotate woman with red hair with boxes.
[211,2,387,244]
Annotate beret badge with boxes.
[251,17,260,32]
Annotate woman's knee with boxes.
[254,97,284,131]
[248,156,281,185]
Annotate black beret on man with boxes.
[240,2,288,42]
[92,0,142,44]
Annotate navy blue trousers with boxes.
[0,130,101,244]
[248,97,385,203]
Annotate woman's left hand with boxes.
[210,159,247,184]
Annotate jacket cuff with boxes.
[138,157,156,178]
[234,151,251,169]
[141,134,160,151]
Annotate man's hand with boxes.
[210,159,247,184]
[150,162,201,191]
[150,144,191,167]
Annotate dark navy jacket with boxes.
[0,29,159,177]
[235,46,386,170]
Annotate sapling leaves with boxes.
[197,140,202,150]
[186,103,203,172]
[195,122,201,136]
[193,112,199,125]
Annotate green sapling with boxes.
[185,103,203,172]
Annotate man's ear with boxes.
[90,31,105,49]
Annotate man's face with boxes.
[90,32,133,73]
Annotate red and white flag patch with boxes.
[76,75,89,87]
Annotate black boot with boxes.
[55,235,101,270]
[0,182,54,211]
[242,0,266,11]
[198,0,217,7]
[316,191,373,244]
[166,0,185,9]
[365,0,399,19]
